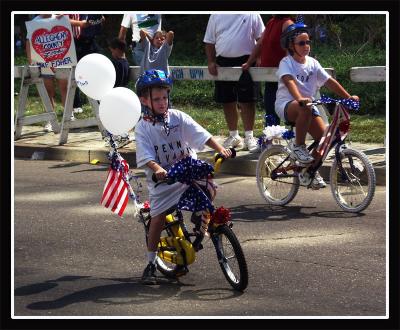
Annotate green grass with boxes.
[13,94,385,144]
[348,114,386,144]
[180,105,386,144]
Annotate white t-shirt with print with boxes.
[274,55,331,119]
[135,109,212,217]
[203,14,264,57]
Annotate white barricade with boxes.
[14,65,385,145]
[14,66,106,145]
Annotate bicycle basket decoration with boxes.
[167,156,215,213]
[258,115,295,151]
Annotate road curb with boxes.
[14,143,386,186]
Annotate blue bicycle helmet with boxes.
[280,22,311,50]
[135,69,173,96]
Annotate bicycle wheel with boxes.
[212,225,248,291]
[156,255,181,278]
[155,225,188,279]
[256,145,299,206]
[330,148,376,212]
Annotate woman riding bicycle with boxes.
[275,21,359,189]
[134,69,232,284]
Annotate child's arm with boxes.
[146,160,167,181]
[324,77,359,100]
[205,137,232,159]
[140,29,150,44]
[166,31,174,46]
[282,74,312,104]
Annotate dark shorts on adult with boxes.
[214,55,259,103]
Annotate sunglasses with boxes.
[294,40,311,46]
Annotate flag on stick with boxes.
[101,154,130,217]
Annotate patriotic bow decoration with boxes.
[142,106,171,135]
[257,122,294,150]
[167,157,215,213]
[101,152,130,217]
[319,95,360,111]
[167,156,214,185]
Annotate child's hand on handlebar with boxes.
[154,168,167,181]
[219,148,233,159]
[298,98,313,108]
[215,147,236,162]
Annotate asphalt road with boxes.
[13,159,387,318]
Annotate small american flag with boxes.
[101,154,130,217]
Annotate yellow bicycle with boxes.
[138,151,248,291]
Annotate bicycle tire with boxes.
[156,256,182,278]
[256,145,299,206]
[212,225,248,291]
[155,222,188,279]
[330,148,376,213]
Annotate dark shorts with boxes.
[284,101,321,126]
[214,55,259,103]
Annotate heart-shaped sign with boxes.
[31,26,72,63]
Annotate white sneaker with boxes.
[70,113,76,121]
[291,144,314,164]
[44,122,53,132]
[73,107,83,114]
[223,135,244,149]
[244,136,259,153]
[311,171,327,189]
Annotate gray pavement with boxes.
[14,125,386,185]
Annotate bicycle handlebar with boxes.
[299,100,331,107]
[299,97,360,112]
[214,147,236,163]
[152,173,175,185]
[152,148,237,185]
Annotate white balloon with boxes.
[99,87,141,136]
[75,53,116,100]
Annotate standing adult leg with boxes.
[238,102,256,131]
[223,102,239,131]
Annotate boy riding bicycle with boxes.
[134,69,232,284]
[275,22,359,189]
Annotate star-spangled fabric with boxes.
[319,95,360,111]
[167,156,214,185]
[166,156,215,213]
